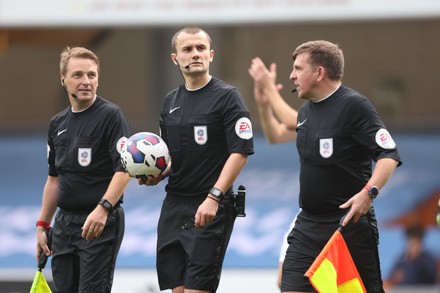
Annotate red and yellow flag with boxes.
[305,230,366,293]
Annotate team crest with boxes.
[78,148,92,167]
[194,126,208,145]
[319,138,333,159]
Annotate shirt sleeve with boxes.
[222,88,254,155]
[351,99,401,165]
[107,108,131,172]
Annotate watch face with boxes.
[210,187,224,199]
[370,186,379,197]
[100,199,113,211]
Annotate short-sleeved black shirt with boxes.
[160,77,254,197]
[47,96,130,211]
[296,85,401,214]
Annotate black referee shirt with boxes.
[160,77,254,197]
[296,85,401,214]
[47,96,130,211]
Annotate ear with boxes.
[61,79,65,86]
[209,50,215,63]
[171,53,178,65]
[316,66,325,81]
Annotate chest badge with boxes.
[194,126,208,145]
[319,138,333,159]
[78,148,92,167]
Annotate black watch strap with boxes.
[99,199,113,212]
[209,187,224,200]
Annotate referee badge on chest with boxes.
[78,148,92,167]
[194,126,208,145]
[319,138,333,158]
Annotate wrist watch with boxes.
[365,184,379,199]
[209,187,224,200]
[99,199,113,212]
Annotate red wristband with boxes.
[364,184,371,191]
[36,221,51,230]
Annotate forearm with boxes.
[264,85,298,130]
[38,176,59,223]
[367,158,399,189]
[212,153,248,193]
[101,171,131,206]
[258,105,297,144]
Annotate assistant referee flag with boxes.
[30,271,52,293]
[305,230,366,293]
[30,229,52,293]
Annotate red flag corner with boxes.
[305,230,366,293]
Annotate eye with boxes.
[196,45,206,51]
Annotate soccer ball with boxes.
[120,132,170,179]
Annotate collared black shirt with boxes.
[160,77,254,197]
[47,96,130,211]
[296,85,401,214]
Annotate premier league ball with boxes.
[120,132,170,179]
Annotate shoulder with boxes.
[50,106,70,124]
[332,85,377,114]
[336,86,368,104]
[96,96,122,111]
[211,77,238,93]
[164,87,180,100]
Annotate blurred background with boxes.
[1,0,439,292]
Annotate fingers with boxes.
[138,175,161,186]
[194,211,215,228]
[82,226,104,240]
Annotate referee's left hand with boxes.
[339,190,372,227]
[82,206,107,240]
[194,196,219,228]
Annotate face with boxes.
[62,57,98,109]
[289,53,319,100]
[171,31,214,75]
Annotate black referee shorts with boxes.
[156,193,236,292]
[51,207,125,293]
[282,207,384,293]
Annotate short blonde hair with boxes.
[59,46,100,76]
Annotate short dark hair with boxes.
[405,224,425,240]
[292,40,344,81]
[171,26,212,53]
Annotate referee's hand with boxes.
[82,207,107,240]
[138,174,162,186]
[194,196,219,228]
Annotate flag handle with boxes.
[338,208,351,232]
[38,229,52,270]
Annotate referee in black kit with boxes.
[140,27,254,293]
[35,47,131,292]
[249,40,401,293]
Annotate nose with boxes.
[289,70,296,81]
